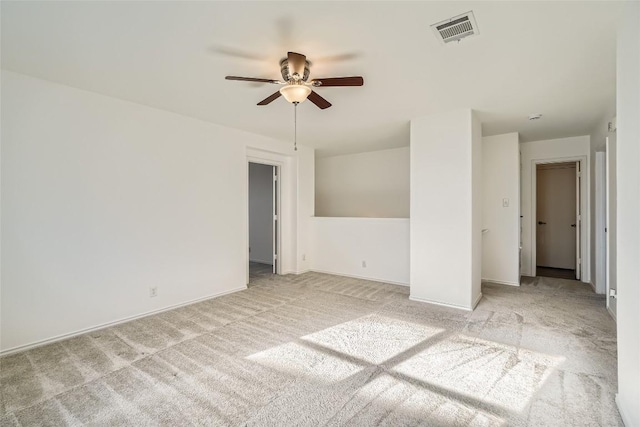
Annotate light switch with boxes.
[502,198,509,207]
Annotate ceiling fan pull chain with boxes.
[294,102,298,151]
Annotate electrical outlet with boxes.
[150,287,158,298]
[302,254,306,261]
[503,198,509,207]
[362,260,367,268]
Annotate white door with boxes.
[536,163,577,271]
[272,166,278,274]
[575,162,581,280]
[606,136,617,318]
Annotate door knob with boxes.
[571,224,576,227]
[538,221,547,225]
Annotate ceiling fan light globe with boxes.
[279,85,312,104]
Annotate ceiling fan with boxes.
[225,51,364,109]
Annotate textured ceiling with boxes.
[1,1,622,156]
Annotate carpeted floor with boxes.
[248,262,274,284]
[0,273,620,426]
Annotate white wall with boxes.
[312,147,409,283]
[482,133,520,286]
[615,2,640,424]
[248,163,273,264]
[311,217,409,285]
[0,71,314,353]
[315,147,409,218]
[520,136,590,281]
[296,145,315,274]
[410,109,482,310]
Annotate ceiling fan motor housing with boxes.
[280,58,310,82]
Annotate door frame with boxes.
[605,135,617,320]
[247,162,280,275]
[531,155,588,280]
[246,150,285,284]
[595,151,607,294]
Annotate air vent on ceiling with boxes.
[432,11,478,44]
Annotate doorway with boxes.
[535,162,580,279]
[248,162,279,283]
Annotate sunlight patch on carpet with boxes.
[245,341,363,383]
[300,314,444,364]
[392,334,565,413]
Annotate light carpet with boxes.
[0,272,621,426]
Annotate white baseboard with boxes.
[311,269,409,287]
[482,278,520,286]
[409,295,473,311]
[588,281,597,292]
[0,285,247,357]
[472,292,483,309]
[616,394,633,426]
[607,305,617,322]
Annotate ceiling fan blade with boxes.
[287,52,307,78]
[311,76,364,87]
[257,91,282,106]
[307,91,332,109]
[226,76,281,84]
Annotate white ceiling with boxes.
[1,1,622,157]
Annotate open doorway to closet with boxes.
[248,162,279,284]
[535,161,581,280]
